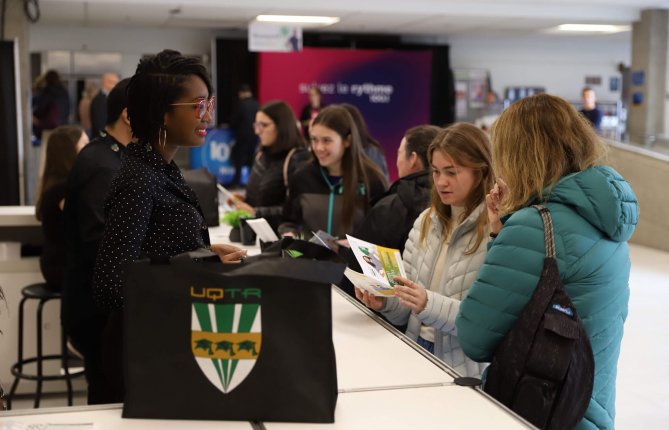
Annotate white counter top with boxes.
[208,224,261,255]
[0,206,40,227]
[267,386,531,430]
[0,403,253,429]
[332,289,454,391]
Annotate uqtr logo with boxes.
[190,286,262,301]
[190,286,262,393]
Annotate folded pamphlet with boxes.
[345,235,406,297]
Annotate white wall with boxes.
[28,25,236,78]
[447,33,631,103]
[30,25,632,104]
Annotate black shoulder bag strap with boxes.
[484,204,560,400]
[484,204,594,430]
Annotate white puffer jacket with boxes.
[381,204,489,378]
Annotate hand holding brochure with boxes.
[345,235,406,297]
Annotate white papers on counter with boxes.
[245,218,279,242]
[0,423,94,430]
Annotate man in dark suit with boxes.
[229,84,259,186]
[89,72,119,138]
[63,77,131,404]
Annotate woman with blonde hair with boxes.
[456,93,638,429]
[357,123,494,377]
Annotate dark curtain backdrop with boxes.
[431,46,455,126]
[215,34,454,128]
[0,40,20,205]
[215,39,258,126]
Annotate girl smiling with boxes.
[280,105,387,239]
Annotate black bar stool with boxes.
[7,283,84,409]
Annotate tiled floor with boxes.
[5,243,668,428]
[615,244,669,428]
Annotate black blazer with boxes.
[63,133,126,331]
[89,91,107,138]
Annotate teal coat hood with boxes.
[546,166,638,242]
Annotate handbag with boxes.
[122,249,345,422]
[483,205,595,430]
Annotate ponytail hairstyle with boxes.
[403,125,442,170]
[420,123,494,255]
[311,105,387,231]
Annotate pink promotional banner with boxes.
[258,47,433,181]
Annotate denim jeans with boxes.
[417,336,435,354]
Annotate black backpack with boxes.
[483,205,595,430]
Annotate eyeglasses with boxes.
[170,96,215,120]
[253,121,273,130]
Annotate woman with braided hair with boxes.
[93,50,244,401]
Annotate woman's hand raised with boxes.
[486,178,508,235]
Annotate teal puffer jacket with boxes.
[456,166,638,430]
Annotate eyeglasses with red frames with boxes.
[170,96,215,120]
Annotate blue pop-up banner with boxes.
[190,127,249,185]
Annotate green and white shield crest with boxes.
[191,302,261,394]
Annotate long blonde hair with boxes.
[490,93,607,214]
[420,123,494,255]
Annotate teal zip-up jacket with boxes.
[456,166,638,430]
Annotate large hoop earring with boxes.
[158,126,167,149]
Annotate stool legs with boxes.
[7,295,28,409]
[35,298,46,408]
[61,327,74,406]
[7,293,81,409]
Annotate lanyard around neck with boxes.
[320,168,342,235]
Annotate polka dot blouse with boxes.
[93,142,210,311]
